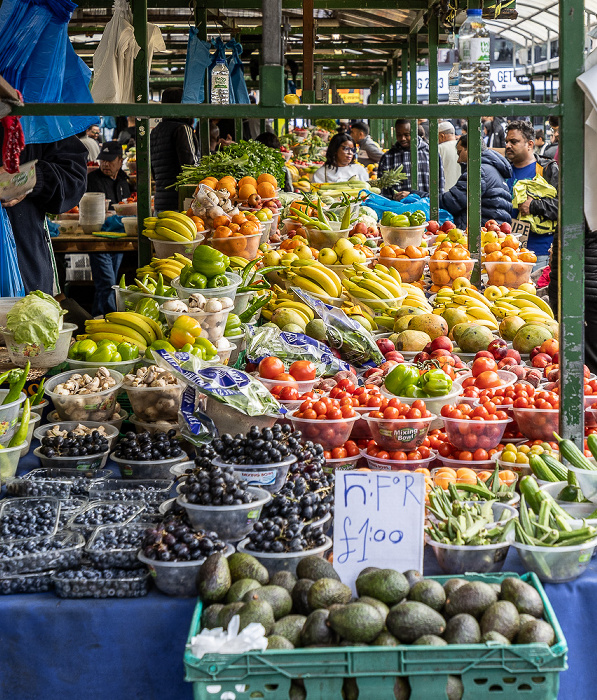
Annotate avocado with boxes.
[403,569,423,588]
[413,634,448,646]
[386,601,446,643]
[238,599,275,635]
[292,578,314,615]
[308,578,352,610]
[408,580,446,612]
[444,581,497,619]
[243,585,293,620]
[519,613,536,627]
[227,552,269,585]
[516,619,556,646]
[329,603,384,643]
[443,578,467,598]
[301,609,335,646]
[296,556,340,581]
[201,603,223,629]
[217,602,245,630]
[443,613,481,644]
[355,569,409,605]
[489,583,502,597]
[267,635,294,650]
[270,570,298,593]
[225,578,261,603]
[446,675,464,700]
[357,596,389,622]
[272,615,307,646]
[394,677,411,700]
[480,601,520,641]
[289,680,306,700]
[371,630,400,646]
[360,566,381,576]
[500,577,544,618]
[482,631,511,645]
[197,552,231,603]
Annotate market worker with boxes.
[504,120,558,270]
[438,121,460,190]
[78,124,101,162]
[350,121,383,165]
[0,133,87,294]
[312,133,369,184]
[86,141,131,316]
[439,134,512,230]
[150,87,198,213]
[377,119,445,199]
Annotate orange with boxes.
[214,225,232,238]
[226,233,247,255]
[238,183,257,200]
[231,213,247,226]
[240,221,259,236]
[414,467,431,477]
[431,268,451,286]
[229,223,240,233]
[257,181,276,198]
[485,251,503,262]
[519,252,536,263]
[212,215,231,229]
[380,246,396,258]
[502,235,520,250]
[435,473,456,489]
[257,173,277,187]
[198,177,218,189]
[190,216,205,232]
[499,469,516,483]
[447,246,469,261]
[484,242,501,254]
[238,176,257,189]
[448,262,470,279]
[245,213,259,223]
[477,471,493,481]
[405,245,424,259]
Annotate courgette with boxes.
[557,469,587,503]
[528,454,559,482]
[554,433,597,471]
[587,433,597,461]
[541,453,568,481]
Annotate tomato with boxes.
[367,395,383,408]
[302,409,317,419]
[383,406,400,419]
[278,386,299,401]
[389,451,408,461]
[407,408,422,419]
[331,447,348,459]
[312,400,327,416]
[376,451,390,460]
[327,407,342,420]
[472,357,498,377]
[369,411,384,419]
[273,373,297,384]
[345,441,359,456]
[475,371,501,389]
[387,398,402,409]
[337,378,356,392]
[289,360,317,381]
[411,400,426,413]
[473,448,489,461]
[258,356,285,379]
[341,405,356,418]
[438,443,453,458]
[472,405,489,419]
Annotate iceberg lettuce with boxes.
[6,291,65,349]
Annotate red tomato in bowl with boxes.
[259,356,285,379]
[475,371,501,389]
[289,360,317,381]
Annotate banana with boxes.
[371,266,401,288]
[151,266,182,281]
[466,306,499,323]
[158,211,196,235]
[106,312,157,344]
[275,301,315,321]
[154,226,189,243]
[514,293,554,318]
[144,217,158,225]
[156,220,194,241]
[387,266,402,285]
[85,330,147,353]
[400,283,426,299]
[361,271,402,297]
[493,300,520,313]
[504,298,543,312]
[468,318,499,330]
[518,309,553,322]
[86,320,150,348]
[172,253,192,265]
[462,288,493,308]
[300,264,342,297]
[144,222,156,230]
[142,229,163,240]
[452,295,489,310]
[350,277,394,300]
[292,275,330,297]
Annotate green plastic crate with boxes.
[183,571,567,700]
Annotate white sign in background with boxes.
[333,470,425,593]
[398,69,559,97]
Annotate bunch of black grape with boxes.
[114,430,183,461]
[141,517,226,562]
[245,518,327,553]
[178,462,255,506]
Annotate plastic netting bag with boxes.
[0,206,25,297]
[182,27,211,104]
[361,191,453,224]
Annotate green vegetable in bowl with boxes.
[5,291,65,350]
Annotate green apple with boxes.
[341,248,367,264]
[264,250,281,266]
[319,247,338,265]
[334,238,354,255]
[295,244,314,260]
[255,210,269,222]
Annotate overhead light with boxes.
[332,33,340,40]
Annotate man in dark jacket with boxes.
[1,133,87,294]
[482,116,506,149]
[439,135,512,230]
[150,87,198,212]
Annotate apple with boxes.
[552,352,559,364]
[414,352,431,363]
[486,223,500,232]
[431,349,452,359]
[385,351,405,363]
[423,342,433,354]
[376,338,395,355]
[497,357,518,368]
[488,338,508,360]
[380,360,400,373]
[529,347,542,360]
[247,193,262,208]
[474,351,494,360]
[318,247,338,265]
[505,349,522,363]
[351,222,367,235]
[364,367,384,379]
[441,220,456,232]
[430,336,453,353]
[531,353,552,369]
[485,219,498,228]
[427,220,440,234]
[500,222,512,234]
[508,365,527,380]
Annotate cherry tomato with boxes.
[327,407,342,420]
[475,371,501,389]
[472,357,498,377]
[345,441,359,456]
[331,447,348,459]
[383,406,400,419]
[279,386,299,401]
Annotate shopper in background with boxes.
[418,119,430,142]
[438,121,460,190]
[543,117,559,159]
[482,116,506,149]
[534,129,548,156]
[350,121,383,165]
[78,124,101,162]
[439,134,512,230]
[117,116,136,148]
[150,87,198,213]
[378,119,445,199]
[254,132,293,191]
[312,133,368,183]
[86,142,131,316]
[504,120,558,269]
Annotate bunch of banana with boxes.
[261,295,315,323]
[142,211,198,242]
[341,304,379,331]
[489,288,554,322]
[342,263,405,312]
[85,312,164,354]
[281,259,343,299]
[136,253,192,282]
[400,283,434,313]
[433,287,500,331]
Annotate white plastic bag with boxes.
[189,616,268,659]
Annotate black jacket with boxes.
[87,168,131,209]
[150,118,198,212]
[439,149,513,229]
[485,119,506,149]
[1,133,87,294]
[530,154,559,222]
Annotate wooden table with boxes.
[50,233,138,253]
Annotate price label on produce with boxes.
[333,470,425,592]
[511,219,531,247]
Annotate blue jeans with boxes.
[533,255,550,272]
[89,252,123,316]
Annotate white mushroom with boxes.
[162,299,188,313]
[204,299,223,313]
[187,293,206,309]
[218,296,234,310]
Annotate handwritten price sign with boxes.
[333,470,425,591]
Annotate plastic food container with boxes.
[320,263,353,281]
[0,496,61,540]
[364,450,437,471]
[377,256,428,284]
[30,398,49,417]
[289,415,360,450]
[441,417,511,452]
[56,219,78,234]
[172,272,242,301]
[0,569,55,595]
[302,289,346,308]
[33,445,110,471]
[121,217,138,235]
[512,408,559,441]
[513,534,597,583]
[306,226,351,251]
[46,407,126,432]
[0,531,85,576]
[347,293,406,317]
[160,305,231,342]
[152,236,204,259]
[380,225,425,248]
[492,452,532,478]
[44,368,124,422]
[57,497,89,528]
[0,389,26,442]
[88,479,174,512]
[113,202,137,216]
[323,453,362,473]
[67,499,146,537]
[2,322,77,368]
[111,452,187,480]
[176,487,270,541]
[169,461,195,479]
[86,523,151,570]
[426,536,512,575]
[34,420,119,452]
[434,456,497,472]
[52,567,150,598]
[484,260,534,288]
[454,370,517,391]
[18,411,42,458]
[128,414,181,437]
[428,258,476,287]
[381,384,462,430]
[123,381,184,423]
[113,287,174,315]
[209,232,261,261]
[213,456,295,494]
[257,376,318,395]
[138,543,234,597]
[5,476,72,499]
[215,341,236,366]
[235,535,333,576]
[66,357,139,375]
[0,441,26,482]
[0,296,20,329]
[364,414,436,451]
[539,481,597,517]
[232,291,262,319]
[20,467,112,496]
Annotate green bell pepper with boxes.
[402,384,427,398]
[206,273,229,289]
[408,209,426,226]
[117,342,139,361]
[225,314,242,336]
[134,297,160,321]
[194,336,217,359]
[187,272,208,289]
[180,265,193,287]
[384,364,420,396]
[88,343,118,363]
[419,368,452,397]
[192,245,229,277]
[144,339,176,359]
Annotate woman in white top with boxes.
[312,133,369,184]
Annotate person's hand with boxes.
[393,191,410,201]
[218,134,234,148]
[1,193,27,207]
[518,196,532,216]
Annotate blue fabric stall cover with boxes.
[182,27,211,104]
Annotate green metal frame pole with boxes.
[467,118,482,286]
[409,34,418,193]
[195,4,210,156]
[428,15,439,221]
[383,72,390,147]
[132,0,151,266]
[558,0,586,442]
[401,50,408,105]
[302,0,315,104]
[370,82,380,144]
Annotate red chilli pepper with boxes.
[1,91,25,174]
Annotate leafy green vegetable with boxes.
[6,291,65,350]
[315,119,338,133]
[173,140,286,188]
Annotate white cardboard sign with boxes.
[333,470,425,592]
[511,219,531,248]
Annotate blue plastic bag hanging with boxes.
[0,207,25,297]
[226,40,249,104]
[360,190,453,224]
[182,27,211,104]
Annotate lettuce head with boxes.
[6,291,65,349]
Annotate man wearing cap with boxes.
[86,141,132,316]
[438,122,461,190]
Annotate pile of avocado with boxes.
[196,553,556,699]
